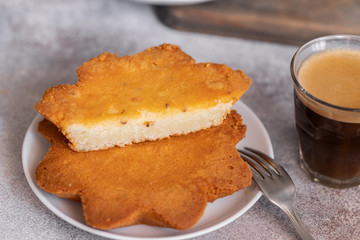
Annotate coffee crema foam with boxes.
[298,49,360,109]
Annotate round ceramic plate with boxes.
[129,0,213,5]
[22,101,273,240]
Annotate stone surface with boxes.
[0,0,359,239]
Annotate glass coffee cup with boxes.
[291,35,360,188]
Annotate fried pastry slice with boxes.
[34,44,251,151]
[35,111,252,230]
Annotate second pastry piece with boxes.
[35,44,251,151]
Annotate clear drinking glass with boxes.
[290,35,360,188]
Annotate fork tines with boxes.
[238,147,281,179]
[237,148,315,240]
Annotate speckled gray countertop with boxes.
[1,1,359,239]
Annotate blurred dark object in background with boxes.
[154,0,360,45]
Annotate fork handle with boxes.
[283,206,314,240]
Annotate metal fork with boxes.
[238,147,314,240]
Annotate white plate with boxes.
[128,0,213,6]
[22,101,273,240]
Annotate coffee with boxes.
[291,35,360,188]
[298,49,360,109]
[294,92,360,181]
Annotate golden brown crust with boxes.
[34,43,251,139]
[35,110,252,230]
